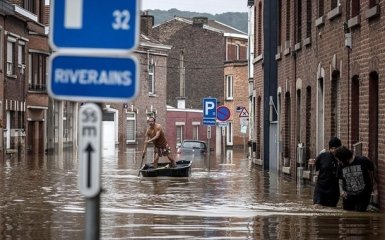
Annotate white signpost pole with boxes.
[78,103,102,240]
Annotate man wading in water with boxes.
[142,117,176,168]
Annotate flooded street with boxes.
[0,123,384,239]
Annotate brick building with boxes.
[0,0,50,159]
[150,16,248,148]
[166,106,216,153]
[151,16,248,109]
[105,34,171,149]
[250,0,385,210]
[224,62,249,146]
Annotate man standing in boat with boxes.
[142,116,176,168]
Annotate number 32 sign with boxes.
[50,0,140,51]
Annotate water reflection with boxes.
[0,143,385,239]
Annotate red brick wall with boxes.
[166,109,216,153]
[153,18,225,109]
[255,0,385,209]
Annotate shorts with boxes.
[154,146,171,157]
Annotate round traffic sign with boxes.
[216,106,231,121]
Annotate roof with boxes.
[206,19,247,35]
[139,34,172,50]
[156,16,247,39]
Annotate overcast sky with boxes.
[141,0,248,14]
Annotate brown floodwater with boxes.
[0,129,384,239]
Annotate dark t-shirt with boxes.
[315,152,339,194]
[339,156,374,196]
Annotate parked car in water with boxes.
[176,140,208,155]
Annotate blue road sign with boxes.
[203,98,217,119]
[203,98,217,126]
[50,0,139,51]
[203,118,216,126]
[48,53,139,102]
[216,105,231,121]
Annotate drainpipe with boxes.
[344,0,351,148]
[247,2,255,159]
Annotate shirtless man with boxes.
[142,117,176,168]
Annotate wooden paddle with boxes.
[138,154,145,177]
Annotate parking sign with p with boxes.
[203,98,217,118]
[203,98,217,125]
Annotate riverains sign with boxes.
[48,53,139,102]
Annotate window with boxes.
[351,76,360,144]
[306,0,312,37]
[352,0,360,17]
[369,0,379,8]
[148,60,155,94]
[192,122,200,140]
[63,102,74,143]
[296,0,302,42]
[236,44,240,60]
[226,75,233,100]
[24,0,44,23]
[176,125,184,146]
[29,52,48,91]
[257,2,262,55]
[331,0,338,9]
[0,28,3,72]
[126,112,136,143]
[9,108,24,130]
[24,0,37,14]
[331,72,340,137]
[18,41,26,74]
[226,122,233,146]
[286,0,291,41]
[7,37,16,76]
[278,0,282,47]
[318,0,324,17]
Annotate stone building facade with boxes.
[251,0,385,209]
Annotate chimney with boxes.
[140,12,154,35]
[192,17,208,28]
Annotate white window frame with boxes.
[18,41,26,74]
[226,122,233,146]
[236,44,240,60]
[192,121,200,140]
[148,59,155,95]
[0,27,3,72]
[7,37,17,76]
[126,111,136,143]
[226,75,234,100]
[176,122,185,146]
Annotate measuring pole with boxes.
[78,103,102,240]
